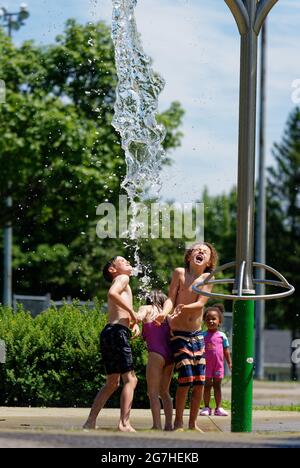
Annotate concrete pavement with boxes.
[222,380,300,407]
[0,407,299,448]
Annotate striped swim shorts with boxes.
[171,330,206,387]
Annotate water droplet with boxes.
[111,0,167,296]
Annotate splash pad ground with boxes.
[0,381,299,448]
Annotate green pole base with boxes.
[231,300,255,433]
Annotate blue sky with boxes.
[6,0,300,202]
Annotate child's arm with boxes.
[224,348,232,370]
[175,274,213,315]
[223,333,232,370]
[136,306,150,323]
[131,322,141,339]
[164,269,181,315]
[131,306,150,339]
[108,275,138,323]
[156,269,180,323]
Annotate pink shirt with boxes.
[202,330,229,379]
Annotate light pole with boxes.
[0,4,30,307]
[0,4,30,37]
[255,21,267,381]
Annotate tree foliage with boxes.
[0,20,184,299]
[266,107,300,337]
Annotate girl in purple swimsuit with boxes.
[137,291,174,431]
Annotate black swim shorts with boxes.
[100,324,134,375]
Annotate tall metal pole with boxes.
[232,0,257,433]
[3,185,12,307]
[225,0,278,432]
[255,22,267,381]
[1,5,30,307]
[234,0,257,296]
[3,18,13,307]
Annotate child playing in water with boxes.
[156,242,218,431]
[200,304,232,417]
[83,256,140,432]
[137,291,174,431]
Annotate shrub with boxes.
[0,304,151,408]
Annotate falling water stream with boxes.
[111,0,167,294]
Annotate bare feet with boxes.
[174,420,184,431]
[164,426,173,432]
[118,422,136,433]
[83,420,97,430]
[188,425,204,433]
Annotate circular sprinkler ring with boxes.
[192,261,295,301]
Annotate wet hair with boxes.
[184,242,218,273]
[103,257,118,283]
[203,303,225,324]
[146,290,168,310]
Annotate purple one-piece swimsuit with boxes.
[142,321,174,365]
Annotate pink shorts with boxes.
[205,360,224,380]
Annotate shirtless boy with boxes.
[158,242,218,431]
[83,256,139,432]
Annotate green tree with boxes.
[267,107,300,379]
[202,187,237,265]
[0,20,184,299]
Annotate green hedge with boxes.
[0,304,152,408]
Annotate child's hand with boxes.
[131,323,141,339]
[154,313,165,326]
[131,311,139,325]
[174,304,185,315]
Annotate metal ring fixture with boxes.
[192,261,295,301]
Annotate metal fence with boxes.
[13,294,95,317]
[0,339,6,364]
[223,312,233,344]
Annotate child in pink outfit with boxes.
[200,304,232,417]
[137,291,174,431]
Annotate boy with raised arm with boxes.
[83,256,139,432]
[157,242,217,431]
